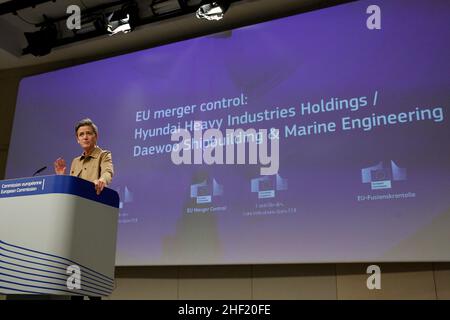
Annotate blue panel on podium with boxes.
[0,175,119,208]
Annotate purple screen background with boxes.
[6,0,450,265]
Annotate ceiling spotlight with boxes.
[107,13,131,35]
[107,3,139,35]
[23,23,57,56]
[196,1,230,21]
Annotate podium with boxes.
[0,175,119,297]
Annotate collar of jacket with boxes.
[80,146,101,160]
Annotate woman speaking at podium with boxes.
[53,118,114,195]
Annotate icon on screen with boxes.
[251,174,288,199]
[190,178,223,204]
[115,185,134,209]
[361,160,407,190]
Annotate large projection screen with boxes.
[6,0,450,265]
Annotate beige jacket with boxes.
[70,146,114,185]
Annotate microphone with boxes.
[32,166,47,177]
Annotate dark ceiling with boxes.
[0,0,355,70]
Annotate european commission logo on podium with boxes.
[361,160,407,190]
[251,174,288,199]
[190,179,224,204]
